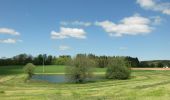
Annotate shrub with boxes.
[106,58,131,80]
[23,63,36,80]
[0,90,5,94]
[65,54,95,83]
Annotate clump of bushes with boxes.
[0,90,5,94]
[65,54,95,83]
[106,58,131,80]
[23,63,36,80]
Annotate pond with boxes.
[31,74,104,83]
[31,74,66,83]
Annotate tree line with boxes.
[0,54,71,66]
[140,60,170,68]
[0,53,140,67]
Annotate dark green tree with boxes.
[157,62,164,68]
[106,58,131,80]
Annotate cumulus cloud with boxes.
[60,21,91,27]
[0,28,21,44]
[58,45,71,51]
[96,14,153,37]
[0,28,20,35]
[51,27,86,39]
[0,38,17,44]
[137,0,170,15]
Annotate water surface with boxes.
[31,74,104,83]
[31,74,66,83]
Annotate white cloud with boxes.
[0,38,17,44]
[0,28,21,44]
[162,9,170,15]
[58,45,71,51]
[96,14,153,37]
[137,0,170,15]
[0,28,20,35]
[60,21,91,27]
[51,27,86,39]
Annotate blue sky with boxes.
[0,0,170,60]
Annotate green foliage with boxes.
[97,56,109,68]
[0,53,141,68]
[106,58,131,80]
[65,54,95,83]
[157,62,164,67]
[140,60,170,68]
[125,57,140,67]
[52,55,71,65]
[1,69,170,99]
[23,63,36,80]
[0,90,5,94]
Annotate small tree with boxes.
[65,54,94,83]
[23,63,36,80]
[106,58,131,80]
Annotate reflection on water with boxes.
[31,75,66,83]
[31,74,104,83]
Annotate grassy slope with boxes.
[0,65,170,100]
[0,65,106,75]
[35,65,106,74]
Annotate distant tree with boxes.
[139,62,149,68]
[25,55,33,64]
[46,55,53,65]
[0,53,143,68]
[88,54,98,67]
[23,63,36,80]
[97,56,108,68]
[56,55,71,65]
[125,57,139,67]
[33,54,44,65]
[150,63,155,68]
[157,62,164,68]
[51,56,58,65]
[88,54,96,59]
[168,63,170,67]
[0,58,13,66]
[65,54,94,83]
[13,54,29,65]
[106,58,131,80]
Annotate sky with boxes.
[0,0,170,61]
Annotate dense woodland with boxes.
[140,60,170,68]
[0,53,169,67]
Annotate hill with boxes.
[140,60,170,68]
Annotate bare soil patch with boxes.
[132,68,170,70]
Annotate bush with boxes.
[65,54,95,83]
[106,58,131,80]
[0,90,5,94]
[23,63,36,80]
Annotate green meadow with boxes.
[0,65,105,75]
[0,65,170,100]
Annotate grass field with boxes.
[0,65,170,100]
[0,65,106,75]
